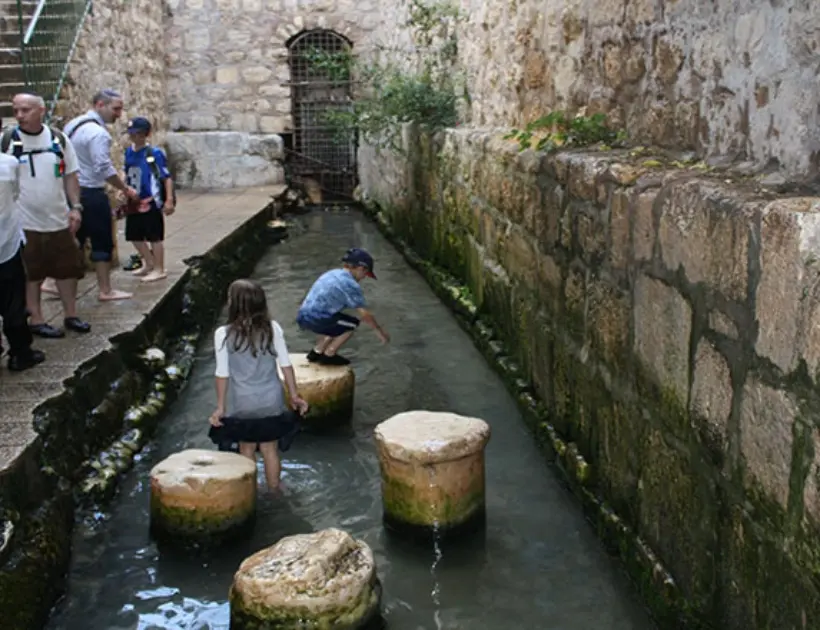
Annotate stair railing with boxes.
[16,0,94,120]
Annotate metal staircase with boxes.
[0,0,92,124]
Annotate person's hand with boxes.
[209,408,224,427]
[67,209,82,234]
[125,186,138,200]
[291,395,309,416]
[377,328,390,344]
[163,201,175,216]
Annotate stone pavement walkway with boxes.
[0,185,284,476]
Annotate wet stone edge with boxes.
[0,202,285,630]
[360,202,681,627]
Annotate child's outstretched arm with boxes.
[356,307,390,344]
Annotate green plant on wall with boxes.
[321,0,465,152]
[302,47,354,82]
[504,111,628,153]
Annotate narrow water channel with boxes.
[47,210,654,630]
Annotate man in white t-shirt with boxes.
[0,138,45,370]
[3,93,90,339]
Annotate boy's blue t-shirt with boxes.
[124,145,171,209]
[298,269,366,322]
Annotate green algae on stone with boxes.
[150,498,255,540]
[149,450,257,546]
[380,473,485,530]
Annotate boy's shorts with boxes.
[125,203,165,243]
[297,311,359,337]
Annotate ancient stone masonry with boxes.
[163,0,383,187]
[369,0,820,181]
[55,0,169,170]
[359,131,820,628]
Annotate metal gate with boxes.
[287,29,357,201]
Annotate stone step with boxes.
[0,62,22,83]
[0,47,21,64]
[0,80,25,102]
[0,101,11,119]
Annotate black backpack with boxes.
[1,125,69,177]
[145,146,177,206]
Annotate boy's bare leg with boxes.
[141,242,167,282]
[313,335,333,353]
[130,242,154,276]
[324,330,354,356]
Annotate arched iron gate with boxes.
[287,29,357,201]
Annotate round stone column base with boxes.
[229,528,382,629]
[374,411,491,533]
[149,449,257,546]
[280,353,355,432]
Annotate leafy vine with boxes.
[320,0,465,151]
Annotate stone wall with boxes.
[55,0,169,171]
[359,131,820,627]
[163,0,381,187]
[368,0,820,182]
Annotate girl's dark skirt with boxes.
[208,411,301,453]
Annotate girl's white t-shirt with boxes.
[213,320,292,378]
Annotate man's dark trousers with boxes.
[0,248,33,357]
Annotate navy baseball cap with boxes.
[342,248,376,278]
[127,117,151,134]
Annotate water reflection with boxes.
[47,211,654,630]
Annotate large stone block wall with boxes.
[165,0,380,134]
[368,0,820,181]
[162,0,382,186]
[359,132,820,627]
[55,0,169,171]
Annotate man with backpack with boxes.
[2,93,90,339]
[121,116,175,282]
[63,88,137,302]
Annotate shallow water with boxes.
[47,210,655,630]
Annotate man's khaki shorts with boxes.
[22,228,85,282]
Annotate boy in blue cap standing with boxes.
[122,116,175,283]
[297,248,390,365]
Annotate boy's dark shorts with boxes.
[125,203,165,243]
[297,312,360,337]
[76,187,114,263]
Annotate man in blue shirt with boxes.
[122,116,174,283]
[296,248,390,365]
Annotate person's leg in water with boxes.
[238,442,257,466]
[258,441,282,490]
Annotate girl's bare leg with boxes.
[258,441,282,489]
[239,442,257,460]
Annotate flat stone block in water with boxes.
[229,527,382,629]
[279,353,355,430]
[149,449,256,543]
[374,411,491,533]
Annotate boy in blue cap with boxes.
[122,116,174,283]
[297,248,390,365]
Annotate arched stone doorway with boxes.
[287,29,357,201]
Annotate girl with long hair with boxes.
[209,279,309,490]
